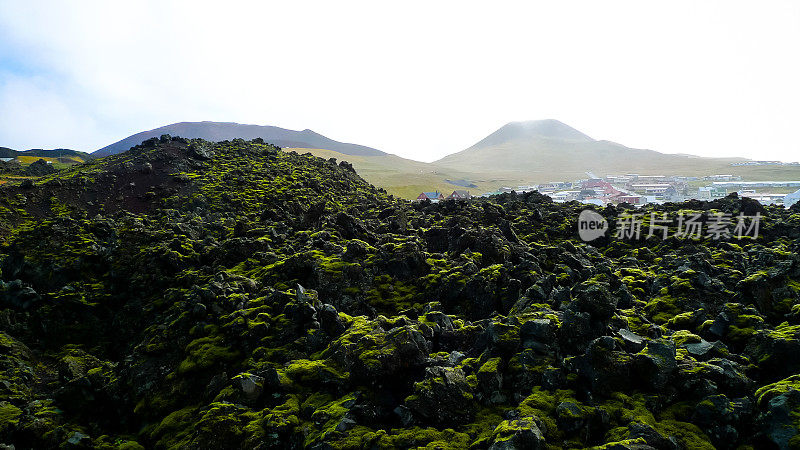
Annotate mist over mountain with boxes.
[468,119,595,148]
[93,121,386,157]
[435,119,745,177]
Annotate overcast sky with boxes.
[1,1,798,162]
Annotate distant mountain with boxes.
[0,147,92,161]
[94,121,385,157]
[468,119,594,148]
[434,119,746,180]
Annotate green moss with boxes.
[727,326,756,345]
[666,310,701,330]
[517,387,582,438]
[358,426,471,449]
[755,375,800,408]
[645,296,681,324]
[597,392,656,427]
[149,406,197,447]
[653,420,714,449]
[491,416,543,446]
[303,392,359,446]
[478,357,502,374]
[178,335,241,373]
[768,322,800,340]
[0,402,22,431]
[365,275,419,313]
[670,330,702,346]
[458,406,506,445]
[284,359,347,386]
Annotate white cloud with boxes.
[0,75,105,150]
[0,1,798,161]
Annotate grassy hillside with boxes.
[15,155,84,166]
[435,136,746,179]
[291,148,495,199]
[431,120,800,187]
[295,146,800,200]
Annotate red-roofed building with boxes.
[416,191,444,202]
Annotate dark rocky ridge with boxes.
[1,137,800,448]
[93,122,386,157]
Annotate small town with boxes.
[415,173,800,208]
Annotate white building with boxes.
[740,192,786,205]
[785,189,800,208]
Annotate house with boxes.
[629,184,677,199]
[582,179,607,189]
[703,174,741,182]
[697,186,727,200]
[612,194,644,205]
[550,190,580,202]
[416,191,444,202]
[741,192,786,205]
[447,190,471,200]
[635,175,667,183]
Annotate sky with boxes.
[0,1,798,162]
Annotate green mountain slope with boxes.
[0,146,91,162]
[434,120,760,181]
[2,137,800,448]
[294,148,491,199]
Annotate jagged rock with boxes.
[488,416,546,449]
[567,336,635,393]
[758,388,800,449]
[477,357,504,395]
[235,373,264,403]
[685,339,729,360]
[691,394,751,447]
[521,318,554,346]
[627,422,678,450]
[633,340,677,391]
[618,329,646,353]
[405,366,475,425]
[326,321,430,382]
[0,280,40,309]
[26,159,57,176]
[393,405,415,426]
[66,431,91,446]
[189,142,214,159]
[745,325,800,379]
[318,304,345,337]
[556,401,589,434]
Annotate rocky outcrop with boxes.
[0,138,799,448]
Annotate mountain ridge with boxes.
[467,119,595,150]
[93,121,386,157]
[433,120,748,176]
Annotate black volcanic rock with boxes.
[0,138,799,448]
